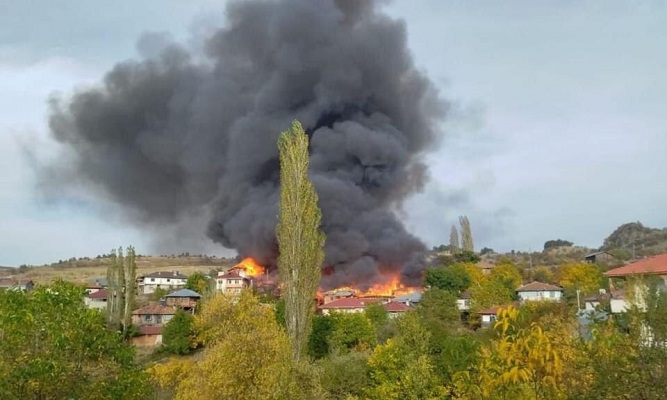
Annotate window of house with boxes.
[150,278,155,282]
[144,315,151,322]
[490,315,497,322]
[549,291,555,298]
[167,278,171,282]
[228,279,232,284]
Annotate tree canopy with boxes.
[0,280,150,399]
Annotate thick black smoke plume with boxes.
[44,0,446,289]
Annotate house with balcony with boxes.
[215,270,251,295]
[137,271,188,294]
[165,288,201,312]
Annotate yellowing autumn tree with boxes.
[558,262,604,296]
[277,120,326,360]
[150,291,296,400]
[453,306,568,400]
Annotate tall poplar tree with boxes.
[105,246,138,337]
[276,120,326,360]
[450,225,460,252]
[459,215,474,252]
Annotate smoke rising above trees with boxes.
[40,0,446,288]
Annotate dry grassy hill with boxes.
[3,255,236,284]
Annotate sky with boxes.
[1,0,666,266]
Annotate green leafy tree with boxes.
[0,280,150,399]
[424,264,471,294]
[366,313,447,399]
[307,314,333,359]
[543,239,573,250]
[365,302,389,329]
[185,271,210,296]
[151,287,169,302]
[106,246,138,337]
[318,350,371,400]
[417,288,461,333]
[162,309,195,355]
[276,120,326,360]
[329,312,377,352]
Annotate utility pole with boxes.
[576,289,581,311]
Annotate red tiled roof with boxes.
[604,253,667,277]
[517,281,563,292]
[138,326,163,335]
[383,301,410,312]
[88,289,107,300]
[132,304,176,316]
[478,306,502,315]
[318,297,382,309]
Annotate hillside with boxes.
[601,222,667,257]
[2,255,236,284]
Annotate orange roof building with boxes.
[604,253,667,277]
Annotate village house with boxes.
[456,291,472,312]
[322,288,355,304]
[516,281,564,302]
[584,251,617,264]
[131,326,164,347]
[476,261,496,275]
[318,297,384,315]
[383,301,410,318]
[583,289,610,312]
[478,306,502,327]
[604,253,667,313]
[137,271,188,294]
[393,292,422,307]
[216,270,251,295]
[84,289,107,310]
[0,278,34,292]
[131,304,177,326]
[165,288,201,312]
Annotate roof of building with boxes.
[131,304,177,316]
[88,289,108,300]
[88,277,108,287]
[325,289,355,297]
[517,281,563,292]
[478,305,503,315]
[393,292,422,304]
[166,288,202,298]
[141,271,188,280]
[318,297,382,309]
[217,270,250,280]
[604,253,667,277]
[459,290,472,299]
[138,325,164,335]
[383,301,410,312]
[0,278,33,288]
[585,251,614,258]
[476,261,496,270]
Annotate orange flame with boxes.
[361,275,402,297]
[325,275,414,298]
[233,257,266,277]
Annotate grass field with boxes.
[3,256,236,284]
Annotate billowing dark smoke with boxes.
[44,0,446,289]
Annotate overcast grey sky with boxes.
[1,1,666,266]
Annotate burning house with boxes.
[41,0,447,291]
